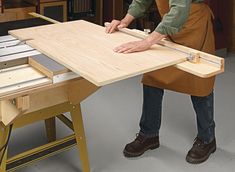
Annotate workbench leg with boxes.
[71,104,90,172]
[0,124,10,172]
[45,117,56,142]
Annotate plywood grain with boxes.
[9,20,188,86]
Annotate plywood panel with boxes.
[9,20,188,86]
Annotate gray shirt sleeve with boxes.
[128,0,154,18]
[155,0,192,35]
[128,0,192,35]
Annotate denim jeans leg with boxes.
[191,92,215,143]
[139,85,164,138]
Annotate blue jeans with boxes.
[139,85,215,144]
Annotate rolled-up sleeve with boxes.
[155,0,192,35]
[128,0,154,18]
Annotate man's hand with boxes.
[114,40,152,53]
[105,14,134,33]
[105,14,166,54]
[105,20,128,34]
[114,31,166,53]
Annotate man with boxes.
[106,0,216,164]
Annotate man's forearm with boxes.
[121,14,135,27]
[145,31,166,45]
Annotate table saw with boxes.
[0,19,224,172]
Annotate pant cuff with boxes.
[197,135,215,144]
[139,131,159,138]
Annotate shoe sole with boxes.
[123,144,160,158]
[186,146,216,164]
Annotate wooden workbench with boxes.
[0,35,98,172]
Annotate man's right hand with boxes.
[105,20,128,34]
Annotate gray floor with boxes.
[9,54,235,172]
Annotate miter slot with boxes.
[0,35,17,43]
[0,78,51,100]
[0,64,47,89]
[0,64,52,97]
[0,40,21,49]
[0,44,35,57]
[0,39,41,69]
[0,50,41,65]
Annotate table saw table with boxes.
[0,34,99,172]
[0,20,224,172]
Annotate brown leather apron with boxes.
[142,0,216,97]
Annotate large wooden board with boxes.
[9,20,188,86]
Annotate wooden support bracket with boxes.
[68,79,99,105]
[0,100,21,126]
[15,95,30,111]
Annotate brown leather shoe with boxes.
[123,134,160,157]
[186,137,216,164]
